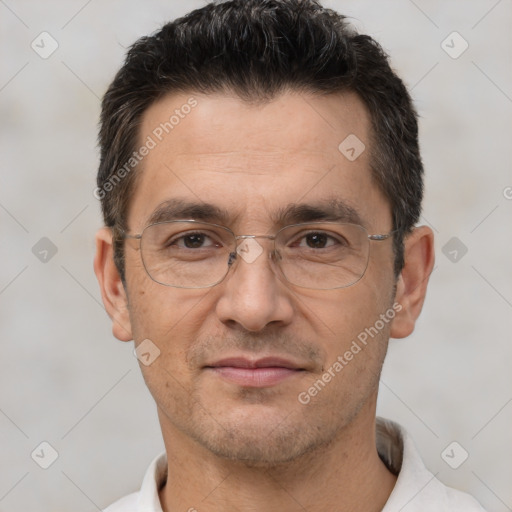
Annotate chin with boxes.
[199,431,318,467]
[186,403,337,467]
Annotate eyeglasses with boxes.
[122,220,393,290]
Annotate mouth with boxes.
[204,357,307,387]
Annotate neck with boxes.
[158,400,397,512]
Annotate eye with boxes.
[295,231,345,249]
[170,232,220,249]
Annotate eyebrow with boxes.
[273,199,363,227]
[147,199,233,226]
[145,197,364,229]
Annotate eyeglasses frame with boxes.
[121,219,394,290]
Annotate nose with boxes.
[215,238,294,332]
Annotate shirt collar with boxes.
[136,450,167,512]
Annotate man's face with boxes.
[121,90,397,464]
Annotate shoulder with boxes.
[437,482,487,511]
[400,474,487,511]
[101,452,167,512]
[377,417,487,511]
[102,492,138,512]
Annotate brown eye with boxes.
[305,233,329,248]
[168,232,219,250]
[294,231,342,249]
[183,234,207,248]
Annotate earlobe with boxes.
[390,226,435,339]
[93,227,133,342]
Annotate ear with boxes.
[390,226,435,339]
[93,227,133,342]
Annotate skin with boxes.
[95,90,434,512]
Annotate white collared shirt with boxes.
[103,418,486,511]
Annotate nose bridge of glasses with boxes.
[231,234,280,267]
[235,234,277,241]
[234,234,277,254]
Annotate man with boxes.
[94,0,486,510]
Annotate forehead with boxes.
[127,90,389,231]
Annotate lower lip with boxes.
[208,367,302,387]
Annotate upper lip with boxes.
[205,356,305,370]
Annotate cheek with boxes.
[310,288,394,392]
[125,248,179,339]
[301,272,395,388]
[126,286,198,407]
[304,280,387,341]
[126,275,210,369]
[128,288,184,344]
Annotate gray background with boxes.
[0,0,511,510]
